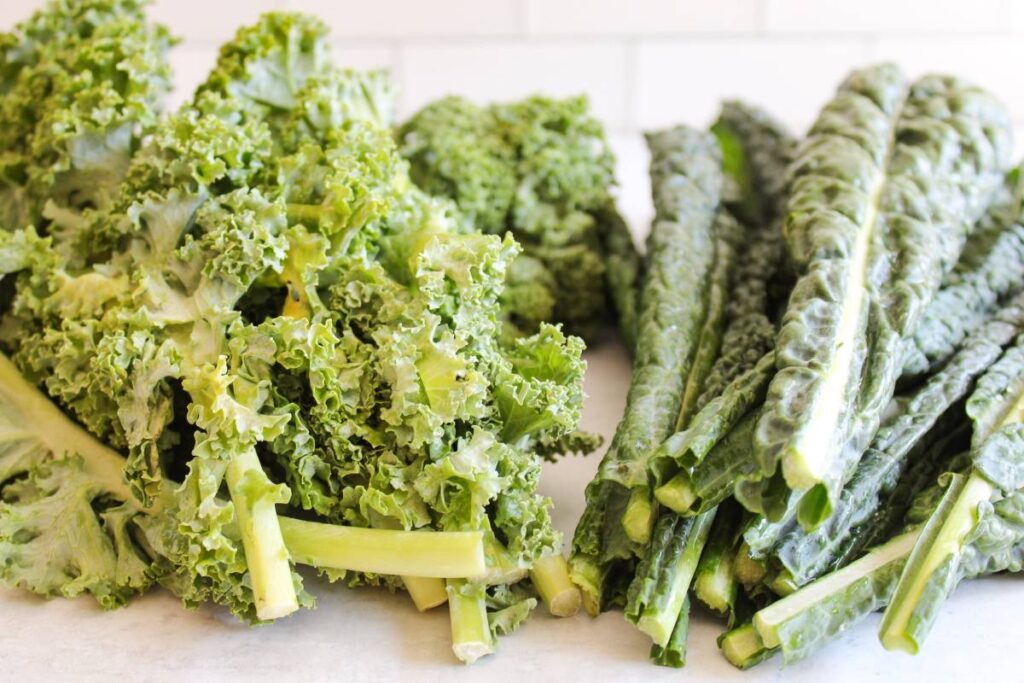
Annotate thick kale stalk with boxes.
[447,580,494,664]
[280,518,485,578]
[693,500,745,616]
[652,355,772,514]
[880,330,1024,652]
[624,511,715,649]
[744,484,1024,666]
[569,126,723,611]
[755,529,921,663]
[224,448,298,619]
[720,623,775,669]
[755,65,1012,525]
[529,554,582,617]
[0,351,488,607]
[771,294,1024,585]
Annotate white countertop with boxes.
[1,339,1021,682]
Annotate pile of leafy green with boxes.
[570,65,1024,669]
[0,2,595,664]
[399,95,641,344]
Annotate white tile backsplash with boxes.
[872,38,1024,125]
[635,38,871,134]
[165,46,220,110]
[330,44,398,73]
[398,42,630,129]
[524,0,759,36]
[607,134,652,240]
[285,0,523,38]
[764,0,1015,34]
[150,0,286,44]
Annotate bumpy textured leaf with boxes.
[967,333,1024,451]
[773,295,1024,584]
[0,350,157,607]
[769,530,917,665]
[605,126,722,488]
[674,210,743,429]
[688,411,761,514]
[198,11,331,114]
[901,174,1024,378]
[742,490,801,559]
[399,94,621,338]
[972,423,1024,492]
[878,328,1024,649]
[879,467,1024,653]
[697,101,795,408]
[0,0,174,230]
[570,127,722,609]
[648,97,853,523]
[756,65,1012,521]
[596,206,642,351]
[0,9,590,637]
[651,352,773,485]
[486,583,538,637]
[835,422,970,568]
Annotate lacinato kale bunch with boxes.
[570,64,1024,669]
[399,95,641,344]
[0,3,595,664]
[568,101,796,666]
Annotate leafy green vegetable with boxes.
[757,529,921,662]
[595,205,642,350]
[569,126,723,611]
[624,511,715,646]
[772,293,1024,585]
[652,354,773,514]
[649,596,691,667]
[698,101,794,407]
[399,94,630,339]
[749,482,1024,666]
[649,101,795,517]
[755,66,1012,524]
[674,212,742,430]
[901,172,1024,379]
[0,0,174,232]
[0,348,487,609]
[693,500,744,615]
[0,6,590,663]
[881,327,1024,653]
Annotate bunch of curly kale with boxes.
[0,1,597,663]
